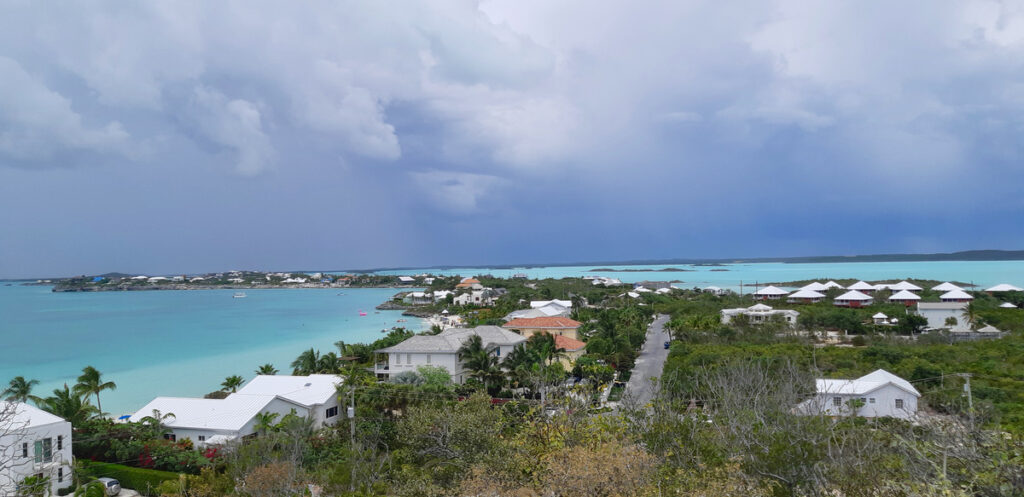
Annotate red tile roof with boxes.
[554,335,586,351]
[503,317,582,329]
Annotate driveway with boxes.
[620,314,671,408]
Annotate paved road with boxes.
[621,314,671,407]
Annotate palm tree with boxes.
[40,385,98,425]
[962,302,980,331]
[139,409,176,438]
[317,352,342,373]
[73,481,108,497]
[73,366,116,415]
[221,375,244,393]
[253,411,280,436]
[525,333,566,366]
[255,363,278,375]
[2,376,41,404]
[291,348,321,375]
[458,335,501,392]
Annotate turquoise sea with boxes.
[375,260,1024,290]
[0,286,420,417]
[3,260,1024,417]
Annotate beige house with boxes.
[554,335,587,367]
[503,316,583,340]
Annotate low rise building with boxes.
[375,326,526,383]
[787,289,825,304]
[503,316,583,340]
[0,402,73,496]
[797,369,920,419]
[916,302,969,331]
[833,290,873,308]
[753,286,789,301]
[720,304,799,325]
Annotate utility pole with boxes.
[349,385,356,492]
[962,373,974,430]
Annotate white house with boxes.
[720,304,799,325]
[932,282,963,292]
[397,276,416,284]
[0,402,73,496]
[403,291,434,305]
[821,281,845,291]
[888,281,923,293]
[847,281,877,293]
[375,326,526,383]
[916,302,969,332]
[985,283,1023,293]
[504,302,571,321]
[703,286,728,296]
[888,290,922,306]
[453,288,503,306]
[130,375,342,447]
[799,282,829,292]
[753,286,789,301]
[787,289,825,303]
[833,290,874,308]
[798,369,920,419]
[940,289,974,303]
[531,299,572,309]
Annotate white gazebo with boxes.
[939,289,974,303]
[889,290,922,306]
[872,312,889,324]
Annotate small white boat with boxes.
[233,292,247,298]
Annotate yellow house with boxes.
[503,316,583,340]
[554,335,586,368]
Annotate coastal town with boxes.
[4,271,1024,496]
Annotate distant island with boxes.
[46,271,433,292]
[588,267,693,272]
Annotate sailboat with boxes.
[233,292,247,298]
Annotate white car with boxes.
[95,477,121,496]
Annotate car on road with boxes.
[664,341,670,349]
[95,477,121,496]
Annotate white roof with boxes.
[931,282,963,292]
[816,369,920,397]
[799,282,828,292]
[1,401,68,428]
[747,303,774,312]
[889,290,921,301]
[754,285,789,296]
[398,276,415,282]
[835,290,873,301]
[889,281,922,291]
[531,300,572,308]
[129,394,298,431]
[626,291,641,298]
[847,281,876,291]
[235,374,341,407]
[977,325,1001,333]
[788,289,825,299]
[872,312,888,319]
[939,289,974,300]
[704,286,722,291]
[986,283,1023,292]
[999,302,1018,308]
[821,281,845,290]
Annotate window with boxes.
[163,433,176,442]
[426,354,431,364]
[833,397,842,407]
[326,406,338,418]
[42,438,52,462]
[21,442,28,458]
[57,435,63,451]
[869,398,876,404]
[58,468,63,483]
[197,436,206,442]
[895,399,904,409]
[406,354,411,365]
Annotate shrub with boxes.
[79,461,180,496]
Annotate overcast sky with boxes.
[2,1,1024,278]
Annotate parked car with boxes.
[95,477,121,496]
[664,341,670,349]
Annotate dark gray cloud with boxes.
[2,0,1024,277]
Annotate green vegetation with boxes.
[78,461,180,496]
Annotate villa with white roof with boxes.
[797,369,920,419]
[915,302,970,332]
[931,282,963,292]
[753,286,789,301]
[986,283,1023,293]
[129,374,342,447]
[940,289,974,303]
[888,290,922,306]
[720,304,799,326]
[375,326,526,383]
[886,281,923,293]
[0,402,74,496]
[787,289,825,303]
[833,290,874,308]
[847,281,877,293]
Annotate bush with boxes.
[851,335,867,346]
[80,461,180,496]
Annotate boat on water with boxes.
[233,292,247,298]
[359,310,367,316]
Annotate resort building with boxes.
[753,286,789,301]
[888,290,922,306]
[130,374,343,447]
[503,316,583,340]
[887,281,923,293]
[720,304,799,326]
[799,282,829,293]
[0,402,73,496]
[787,289,826,304]
[821,281,845,291]
[940,289,974,303]
[374,326,526,383]
[833,290,874,308]
[847,281,877,293]
[915,302,970,332]
[797,369,919,419]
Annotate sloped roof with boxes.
[503,317,582,329]
[847,281,876,291]
[986,283,1023,292]
[747,303,774,312]
[889,290,922,301]
[377,326,526,353]
[2,401,68,428]
[835,290,873,301]
[754,285,789,296]
[917,302,967,310]
[554,335,586,351]
[129,394,300,431]
[931,282,963,292]
[889,281,923,291]
[235,374,341,407]
[977,325,1002,333]
[999,302,1018,308]
[800,282,828,292]
[822,281,845,290]
[816,369,920,397]
[530,300,572,308]
[939,289,974,300]
[788,289,825,299]
[872,312,888,319]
